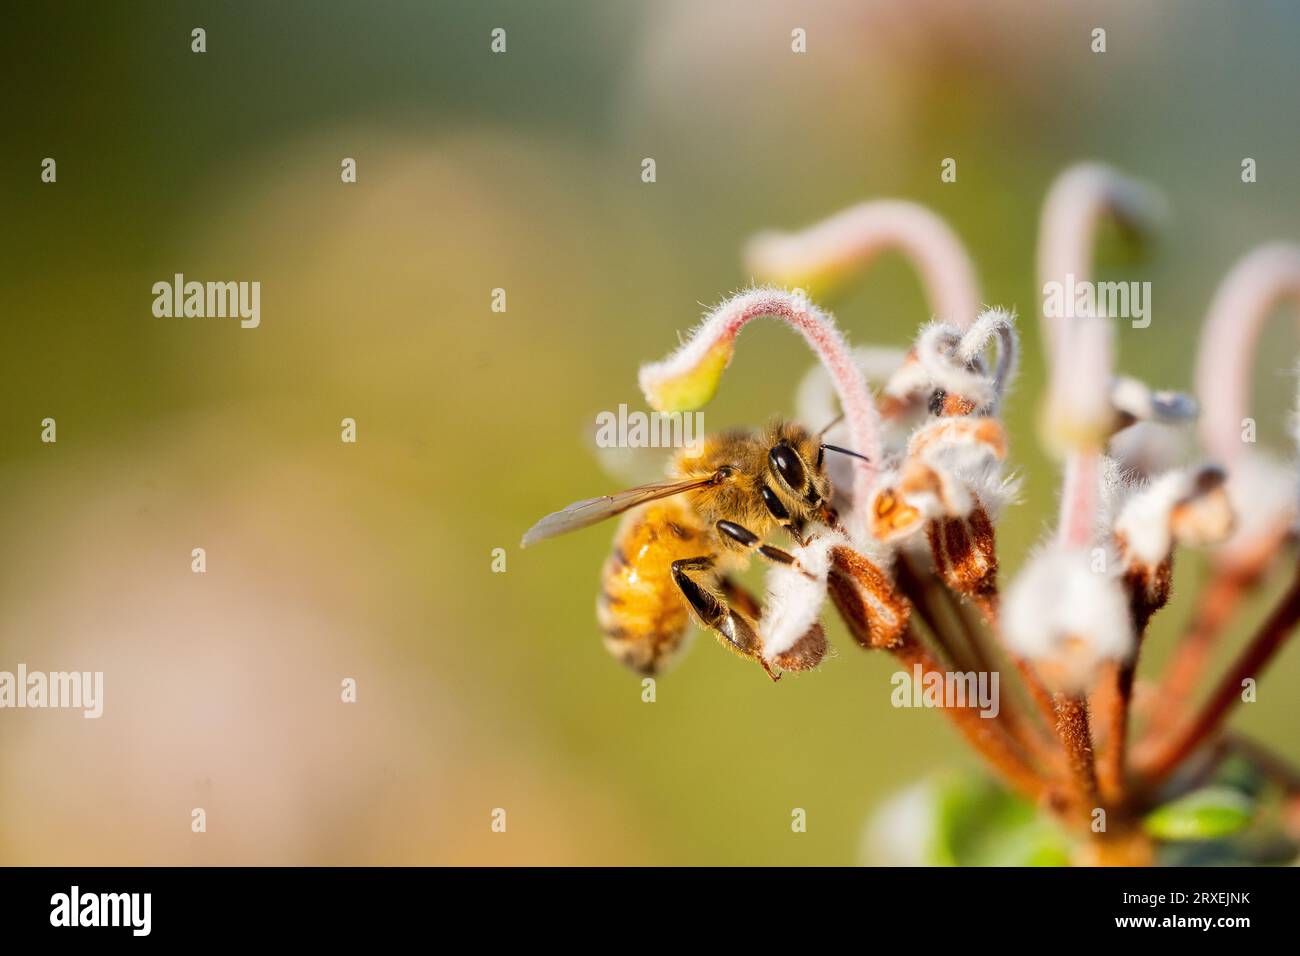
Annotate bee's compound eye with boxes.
[928,389,947,416]
[760,484,790,521]
[768,444,807,492]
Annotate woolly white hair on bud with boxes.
[1110,376,1197,426]
[1114,469,1196,567]
[916,321,996,409]
[1095,454,1139,530]
[759,532,842,661]
[1003,546,1135,689]
[895,415,1013,520]
[908,312,1019,414]
[883,352,934,404]
[1219,452,1298,565]
[956,307,1019,407]
[1107,420,1190,479]
[909,449,977,519]
[952,453,1022,522]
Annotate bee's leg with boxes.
[718,575,762,619]
[714,521,816,579]
[670,556,776,679]
[718,577,781,682]
[760,484,814,545]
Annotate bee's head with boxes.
[762,423,832,523]
[761,420,870,530]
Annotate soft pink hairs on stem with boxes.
[744,200,981,329]
[1036,163,1163,550]
[1195,243,1300,467]
[638,288,881,517]
[1037,162,1165,367]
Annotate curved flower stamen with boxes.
[1195,243,1300,467]
[1037,162,1166,365]
[638,287,881,514]
[1193,244,1300,568]
[913,308,1020,415]
[744,200,980,328]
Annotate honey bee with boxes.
[521,420,868,679]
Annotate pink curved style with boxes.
[745,200,981,329]
[638,288,881,517]
[1195,243,1300,467]
[1036,163,1160,551]
[1036,162,1164,366]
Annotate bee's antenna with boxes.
[820,443,871,463]
[816,412,845,438]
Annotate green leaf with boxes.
[1143,787,1255,842]
[931,771,1072,867]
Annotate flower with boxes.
[573,163,1300,865]
[744,199,979,326]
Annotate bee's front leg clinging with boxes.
[669,556,779,681]
[714,521,816,579]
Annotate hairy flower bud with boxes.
[1003,546,1135,693]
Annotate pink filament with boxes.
[1195,243,1300,467]
[703,290,882,513]
[746,200,980,329]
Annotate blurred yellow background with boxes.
[1,0,1298,865]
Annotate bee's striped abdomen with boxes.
[597,500,709,675]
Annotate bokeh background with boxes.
[2,0,1298,865]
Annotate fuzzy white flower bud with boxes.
[759,532,841,669]
[1003,545,1135,692]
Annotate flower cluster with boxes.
[633,164,1300,865]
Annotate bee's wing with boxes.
[521,475,717,548]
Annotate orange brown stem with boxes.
[1143,568,1251,746]
[1094,661,1134,806]
[891,628,1047,805]
[1054,692,1101,822]
[1139,566,1300,788]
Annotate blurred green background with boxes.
[1,0,1298,865]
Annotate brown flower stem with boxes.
[1139,566,1300,788]
[894,559,1061,777]
[1054,692,1101,821]
[1143,567,1251,746]
[943,587,1064,772]
[1094,661,1134,805]
[936,583,997,680]
[893,555,975,672]
[974,591,1064,753]
[890,627,1046,804]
